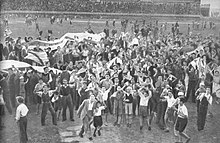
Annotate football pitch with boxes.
[2,17,220,41]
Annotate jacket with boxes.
[77,99,96,120]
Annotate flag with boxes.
[24,51,48,65]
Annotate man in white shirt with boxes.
[138,86,152,131]
[15,96,29,143]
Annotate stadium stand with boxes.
[1,0,200,15]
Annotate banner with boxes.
[24,51,49,65]
[0,60,31,70]
[32,66,62,74]
[26,32,106,51]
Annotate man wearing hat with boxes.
[15,96,29,143]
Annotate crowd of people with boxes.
[0,16,220,143]
[2,0,200,15]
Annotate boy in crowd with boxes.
[38,84,57,126]
[173,98,190,143]
[34,78,46,114]
[138,86,152,131]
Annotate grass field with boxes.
[0,17,220,143]
[1,17,220,42]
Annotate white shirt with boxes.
[88,101,94,111]
[94,106,105,116]
[177,104,188,118]
[165,96,176,108]
[15,103,29,121]
[139,90,152,106]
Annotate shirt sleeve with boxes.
[100,106,105,110]
[183,106,188,117]
[15,106,21,121]
[48,91,54,97]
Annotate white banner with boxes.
[26,32,106,51]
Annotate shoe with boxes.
[53,123,57,126]
[113,122,117,126]
[79,134,83,138]
[117,124,120,127]
[62,119,66,122]
[148,126,151,131]
[140,126,143,130]
[70,119,75,122]
[186,137,191,143]
[98,130,101,136]
[89,137,93,141]
[93,133,96,137]
[41,124,45,126]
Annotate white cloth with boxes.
[165,96,176,108]
[212,75,220,94]
[88,101,94,111]
[177,104,188,118]
[198,93,213,105]
[0,93,5,105]
[51,95,62,103]
[15,103,29,121]
[102,90,110,101]
[94,106,105,116]
[139,90,152,106]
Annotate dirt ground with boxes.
[1,102,220,143]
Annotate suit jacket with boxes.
[77,99,96,120]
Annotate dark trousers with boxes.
[197,100,208,131]
[3,93,12,114]
[41,102,57,125]
[186,80,197,103]
[156,100,167,130]
[71,87,76,108]
[132,97,140,116]
[25,89,33,104]
[62,95,74,120]
[0,105,5,128]
[9,88,16,108]
[18,116,28,143]
[75,90,80,110]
